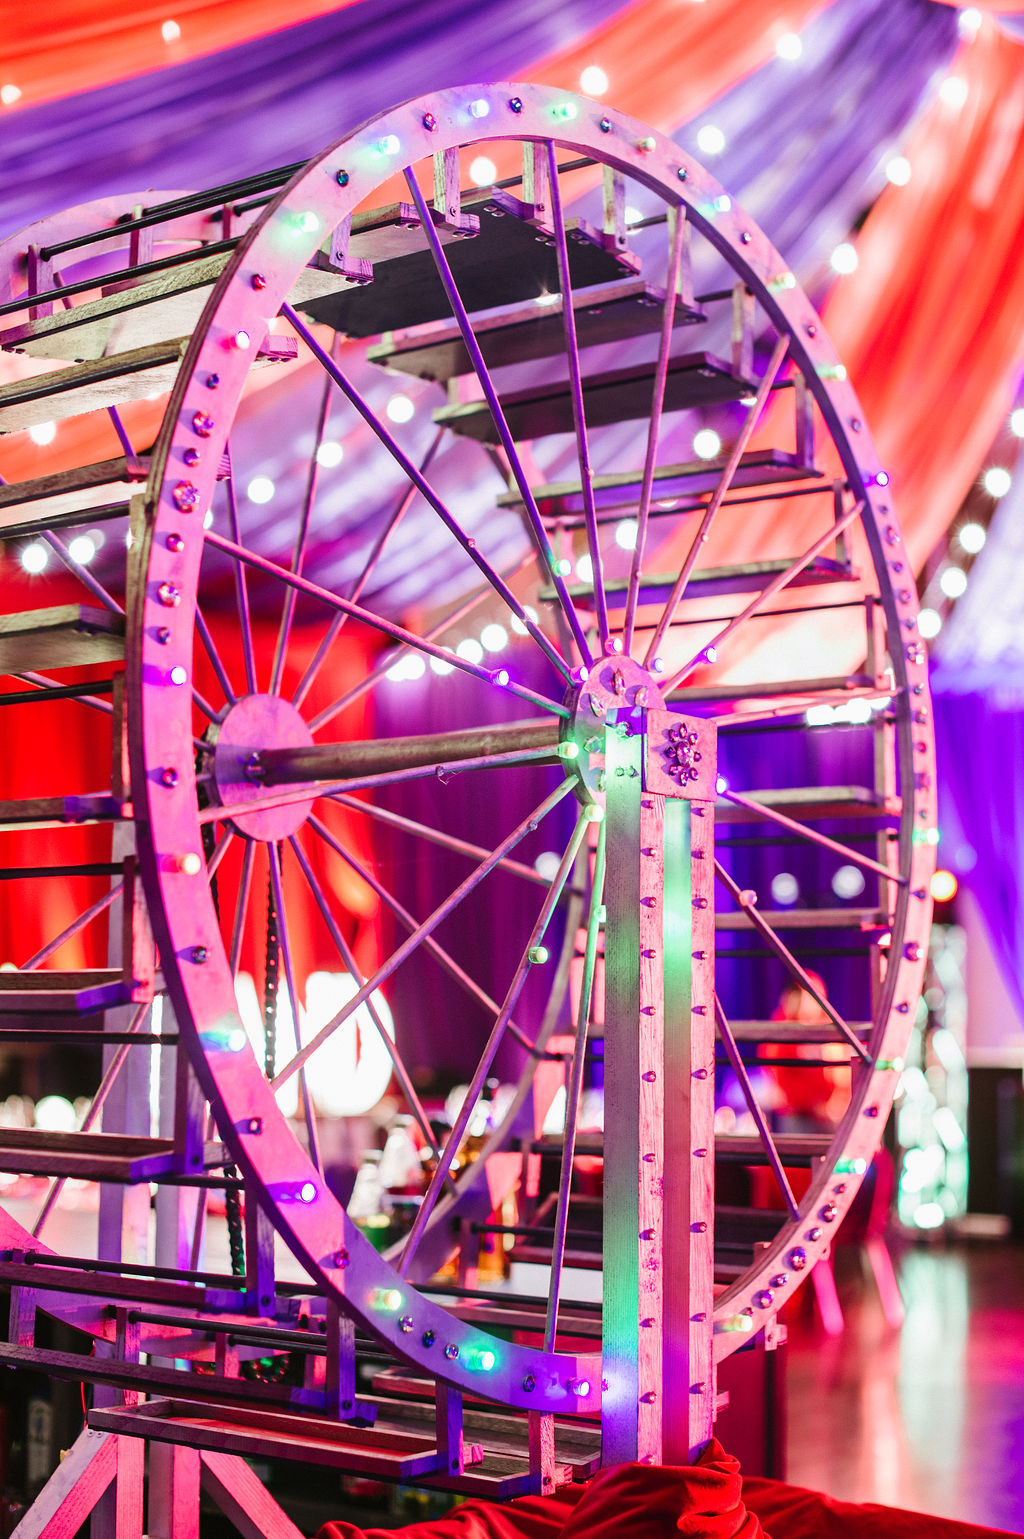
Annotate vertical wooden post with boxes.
[602,717,716,1466]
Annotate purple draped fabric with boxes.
[0,0,628,235]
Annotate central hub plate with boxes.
[211,694,317,841]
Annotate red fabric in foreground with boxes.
[316,1440,765,1539]
[741,1476,1019,1539]
[316,1449,1024,1539]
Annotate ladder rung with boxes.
[722,1020,870,1044]
[435,350,756,445]
[715,1133,832,1165]
[715,785,900,822]
[368,276,703,381]
[0,605,125,672]
[302,188,639,339]
[500,447,821,517]
[0,334,295,434]
[716,907,890,931]
[546,555,855,610]
[0,970,138,1014]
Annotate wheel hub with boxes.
[209,693,317,840]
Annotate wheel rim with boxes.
[119,84,935,1431]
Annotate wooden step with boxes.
[673,673,880,706]
[715,785,900,822]
[2,250,371,364]
[89,1397,486,1485]
[0,1128,176,1182]
[722,1020,870,1045]
[0,793,130,828]
[302,187,639,339]
[716,907,890,931]
[0,605,124,671]
[368,276,704,381]
[0,334,296,434]
[0,456,146,536]
[435,350,757,445]
[0,969,139,1015]
[546,554,855,610]
[715,1133,832,1166]
[500,447,821,519]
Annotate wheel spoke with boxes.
[42,530,124,616]
[545,816,605,1350]
[20,883,122,969]
[269,364,335,698]
[396,805,594,1277]
[328,792,553,890]
[644,333,790,667]
[623,208,688,655]
[195,606,237,707]
[399,172,591,669]
[292,430,445,711]
[719,786,905,885]
[228,839,255,978]
[287,833,457,1187]
[204,527,569,718]
[270,779,577,1093]
[281,298,573,684]
[665,498,865,691]
[713,857,871,1062]
[222,464,259,695]
[713,994,800,1222]
[31,1000,152,1240]
[545,140,609,653]
[308,551,541,734]
[307,813,538,1054]
[267,841,322,1173]
[200,741,568,827]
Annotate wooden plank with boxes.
[550,556,856,610]
[0,604,125,671]
[0,795,128,828]
[1,252,233,361]
[435,351,757,445]
[715,907,889,931]
[0,335,296,433]
[199,1452,306,1539]
[8,1427,117,1539]
[368,277,703,382]
[724,1020,869,1044]
[0,458,144,519]
[498,447,821,517]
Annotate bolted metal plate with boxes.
[643,709,717,802]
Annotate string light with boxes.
[161,18,181,41]
[316,440,344,467]
[775,33,803,60]
[456,637,484,665]
[957,522,986,554]
[29,421,56,445]
[579,66,609,95]
[696,124,726,156]
[469,157,497,187]
[386,394,415,424]
[20,543,48,574]
[982,466,1011,498]
[931,870,959,902]
[885,156,912,186]
[939,77,968,110]
[830,243,858,275]
[1,85,22,106]
[939,567,968,599]
[693,428,721,460]
[480,622,509,652]
[68,534,97,565]
[614,519,638,550]
[917,608,942,639]
[246,476,275,504]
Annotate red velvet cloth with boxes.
[316,1440,765,1539]
[741,1476,1019,1539]
[316,1451,1024,1539]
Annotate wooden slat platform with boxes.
[0,1128,176,1182]
[302,189,639,338]
[368,276,704,381]
[0,605,125,671]
[715,907,890,931]
[435,350,757,444]
[500,447,822,517]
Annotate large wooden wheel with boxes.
[0,83,934,1491]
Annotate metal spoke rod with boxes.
[256,718,562,783]
[713,995,800,1221]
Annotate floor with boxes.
[783,1238,1024,1534]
